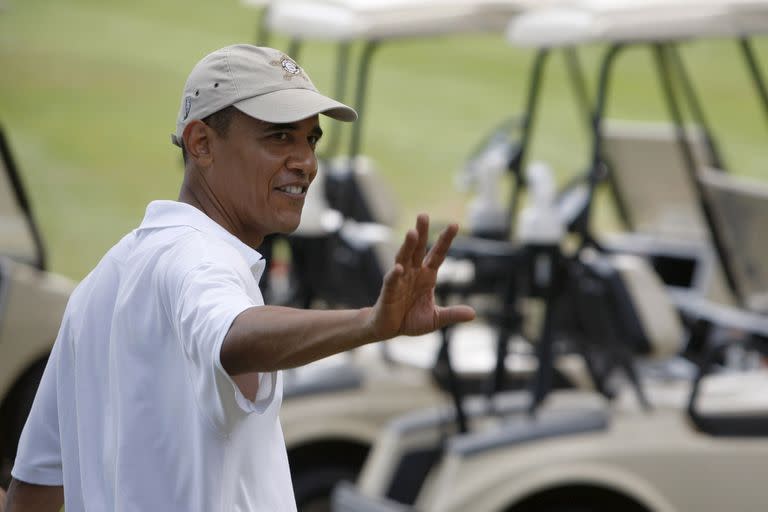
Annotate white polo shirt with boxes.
[13,200,297,511]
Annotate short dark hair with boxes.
[181,105,239,165]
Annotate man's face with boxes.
[206,111,322,245]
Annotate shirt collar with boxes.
[138,200,264,270]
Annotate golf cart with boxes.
[331,1,768,511]
[0,125,76,486]
[253,1,583,509]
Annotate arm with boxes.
[4,478,63,512]
[221,214,476,375]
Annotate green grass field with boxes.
[1,0,767,280]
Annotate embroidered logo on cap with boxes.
[270,55,307,81]
[183,96,193,120]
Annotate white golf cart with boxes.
[247,2,571,510]
[332,1,768,511]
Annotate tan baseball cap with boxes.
[172,44,357,147]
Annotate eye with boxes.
[273,132,289,141]
[308,135,321,148]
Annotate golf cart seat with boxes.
[324,156,400,227]
[525,249,686,411]
[438,236,523,295]
[601,120,711,241]
[675,295,768,436]
[690,372,768,437]
[699,168,768,314]
[574,251,684,360]
[675,168,768,433]
[600,120,734,305]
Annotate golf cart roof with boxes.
[241,0,270,7]
[507,0,768,48]
[266,0,547,41]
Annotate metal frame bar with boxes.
[652,44,743,304]
[288,38,302,61]
[577,43,625,246]
[255,5,271,47]
[505,49,551,238]
[348,41,379,161]
[322,42,353,158]
[563,47,593,130]
[666,46,726,169]
[0,126,47,271]
[739,37,768,126]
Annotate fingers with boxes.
[424,223,459,270]
[435,304,476,329]
[395,229,418,268]
[412,214,429,266]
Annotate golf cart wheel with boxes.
[293,465,358,512]
[0,359,47,487]
[513,501,647,512]
[535,507,612,512]
[507,486,650,512]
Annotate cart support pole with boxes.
[348,41,379,161]
[739,38,768,129]
[652,44,743,305]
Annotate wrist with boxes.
[358,307,382,344]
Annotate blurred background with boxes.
[1,0,767,281]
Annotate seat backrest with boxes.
[579,251,685,360]
[609,253,685,359]
[601,119,734,306]
[602,120,711,240]
[699,168,768,314]
[327,155,400,227]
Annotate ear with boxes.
[183,120,213,167]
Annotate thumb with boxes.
[435,305,476,330]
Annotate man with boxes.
[6,45,475,511]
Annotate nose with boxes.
[287,140,318,182]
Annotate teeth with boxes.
[280,186,304,194]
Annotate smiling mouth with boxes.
[276,185,307,195]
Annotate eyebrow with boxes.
[267,123,324,139]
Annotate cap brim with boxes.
[233,88,357,124]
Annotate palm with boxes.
[371,215,475,340]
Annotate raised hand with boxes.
[368,214,476,340]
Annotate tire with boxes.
[537,507,607,512]
[510,490,650,512]
[0,359,46,487]
[293,465,358,512]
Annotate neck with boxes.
[178,171,264,249]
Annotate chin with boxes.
[275,217,303,235]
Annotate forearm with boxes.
[5,479,63,512]
[221,305,379,375]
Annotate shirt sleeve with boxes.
[167,259,277,433]
[11,336,64,486]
